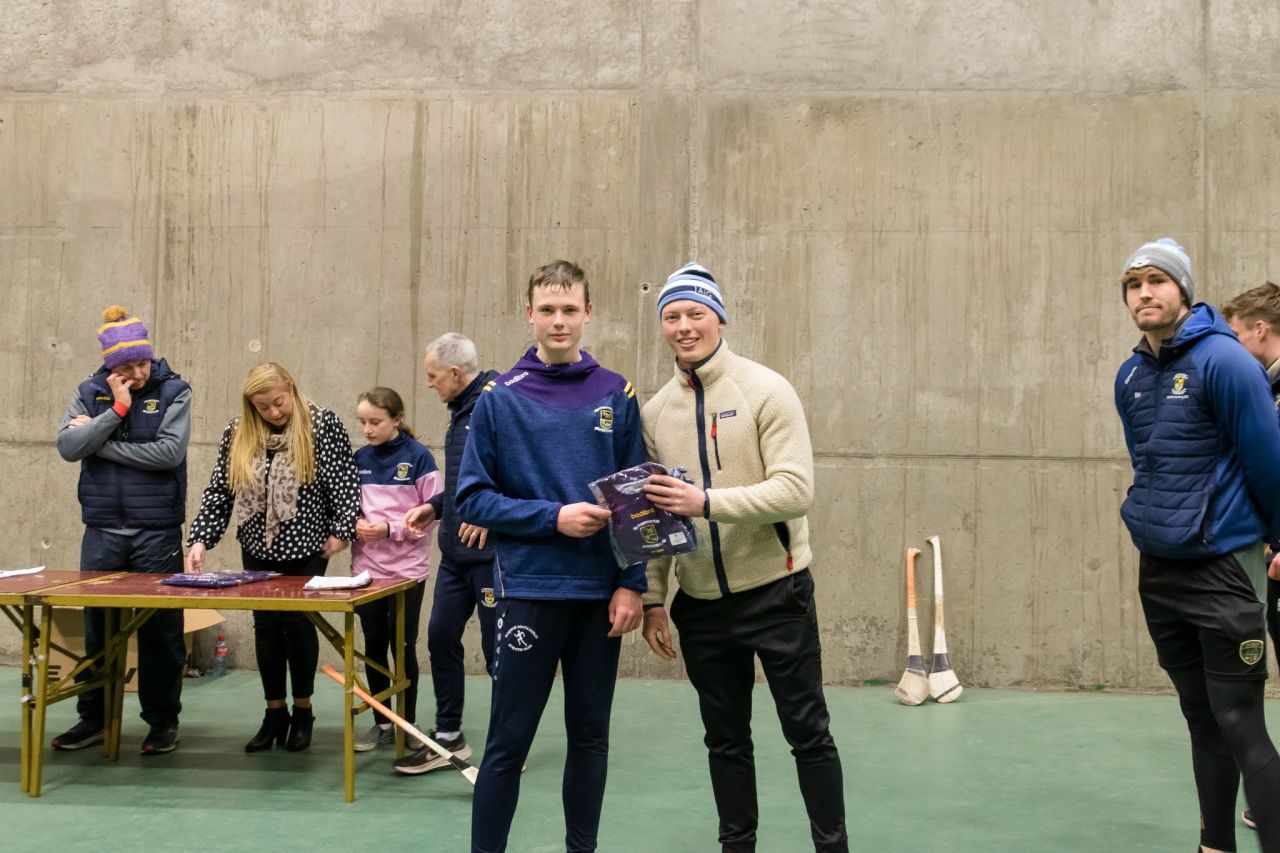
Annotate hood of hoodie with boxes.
[1136,303,1234,359]
[500,347,618,409]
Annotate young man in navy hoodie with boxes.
[457,260,645,853]
[1116,240,1280,852]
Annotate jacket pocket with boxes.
[1193,480,1216,549]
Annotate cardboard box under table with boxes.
[0,570,122,794]
[24,572,416,801]
[46,607,225,691]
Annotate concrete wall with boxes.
[3,1,1279,691]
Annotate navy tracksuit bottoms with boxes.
[470,598,621,853]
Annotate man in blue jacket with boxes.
[54,306,190,755]
[1221,280,1280,833]
[457,260,645,853]
[394,332,499,774]
[1115,240,1280,852]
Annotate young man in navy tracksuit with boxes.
[1115,240,1280,852]
[457,260,646,853]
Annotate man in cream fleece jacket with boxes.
[642,263,847,853]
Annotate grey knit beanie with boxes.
[1122,238,1194,304]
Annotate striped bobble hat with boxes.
[656,262,728,323]
[1122,238,1194,305]
[97,305,154,369]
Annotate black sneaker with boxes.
[1244,809,1257,830]
[51,719,104,751]
[393,731,471,775]
[141,724,179,755]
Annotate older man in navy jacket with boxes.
[396,333,499,775]
[54,306,190,756]
[1116,239,1280,853]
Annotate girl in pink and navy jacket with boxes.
[351,387,442,753]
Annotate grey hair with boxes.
[424,332,479,375]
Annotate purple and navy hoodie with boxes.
[456,348,647,600]
[351,432,442,582]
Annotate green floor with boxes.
[0,668,1274,852]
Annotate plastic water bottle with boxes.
[212,634,228,679]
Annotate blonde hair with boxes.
[228,363,316,492]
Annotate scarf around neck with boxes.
[235,430,301,549]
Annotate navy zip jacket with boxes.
[426,369,499,569]
[1115,303,1280,558]
[456,349,647,599]
[67,358,189,529]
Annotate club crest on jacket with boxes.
[594,405,614,433]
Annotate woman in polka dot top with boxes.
[186,362,360,753]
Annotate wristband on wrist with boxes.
[112,401,130,418]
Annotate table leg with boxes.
[29,606,53,797]
[394,590,405,758]
[343,611,356,803]
[110,609,131,761]
[19,604,33,793]
[102,608,120,761]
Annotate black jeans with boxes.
[355,580,426,724]
[78,527,186,728]
[241,548,328,702]
[671,570,847,853]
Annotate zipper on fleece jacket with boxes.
[711,413,722,470]
[688,370,731,597]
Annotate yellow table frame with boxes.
[0,570,123,795]
[21,576,415,801]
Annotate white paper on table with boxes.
[303,570,372,591]
[0,566,45,580]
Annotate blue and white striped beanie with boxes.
[1122,238,1195,305]
[656,262,728,323]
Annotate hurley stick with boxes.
[895,547,929,706]
[322,665,478,784]
[926,535,963,703]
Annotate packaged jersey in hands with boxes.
[589,462,699,567]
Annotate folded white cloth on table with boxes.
[303,571,372,591]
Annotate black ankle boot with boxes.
[245,706,290,752]
[286,705,314,752]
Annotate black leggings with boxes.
[241,548,328,702]
[355,580,426,724]
[1169,668,1280,852]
